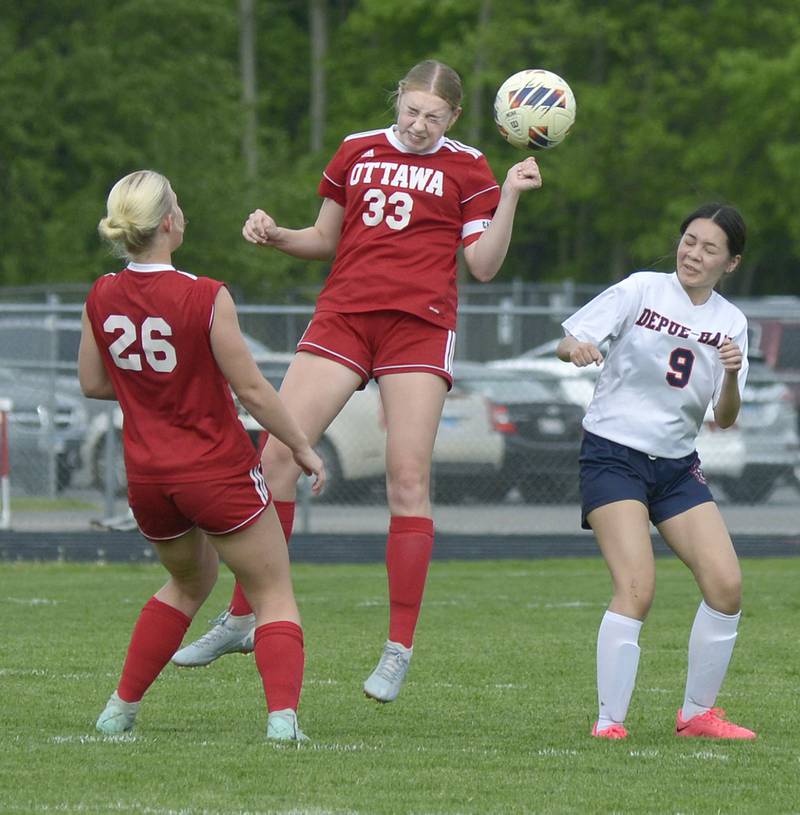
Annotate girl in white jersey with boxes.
[172,60,543,704]
[558,203,756,740]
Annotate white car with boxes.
[489,349,746,484]
[88,353,503,504]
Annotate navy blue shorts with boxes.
[579,431,714,530]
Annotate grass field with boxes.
[1,556,798,815]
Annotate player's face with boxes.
[395,90,458,153]
[676,218,739,300]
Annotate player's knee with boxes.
[385,466,429,512]
[705,576,742,616]
[262,440,301,485]
[614,575,655,618]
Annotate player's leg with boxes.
[362,371,446,703]
[172,351,363,666]
[97,526,217,734]
[658,504,756,739]
[588,500,655,739]
[209,504,308,740]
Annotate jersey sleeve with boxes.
[460,155,500,247]
[562,275,642,346]
[317,140,349,206]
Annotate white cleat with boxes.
[171,611,255,667]
[96,690,139,735]
[267,708,309,742]
[363,640,413,703]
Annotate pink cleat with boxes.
[592,721,628,739]
[675,708,756,740]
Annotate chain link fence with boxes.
[0,285,798,533]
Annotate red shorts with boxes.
[297,310,455,389]
[128,466,270,541]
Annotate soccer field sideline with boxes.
[2,529,800,564]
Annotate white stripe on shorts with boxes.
[249,465,270,505]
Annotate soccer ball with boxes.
[493,69,576,151]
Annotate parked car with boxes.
[239,359,386,503]
[715,361,800,503]
[241,359,504,504]
[749,316,800,490]
[489,346,747,489]
[448,362,583,503]
[0,366,87,493]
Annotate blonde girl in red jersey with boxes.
[80,170,324,740]
[173,60,542,703]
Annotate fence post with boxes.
[0,397,11,530]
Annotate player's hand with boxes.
[242,209,280,246]
[292,444,326,496]
[504,156,542,193]
[718,338,743,373]
[570,342,604,368]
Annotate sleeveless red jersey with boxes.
[85,265,258,484]
[315,127,500,330]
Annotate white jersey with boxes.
[562,271,748,458]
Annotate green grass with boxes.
[1,557,798,815]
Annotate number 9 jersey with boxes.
[85,264,259,484]
[314,126,501,330]
[562,271,749,459]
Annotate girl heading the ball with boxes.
[173,59,542,704]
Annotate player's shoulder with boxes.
[709,289,747,324]
[336,128,390,155]
[619,270,675,296]
[439,137,486,161]
[342,127,389,145]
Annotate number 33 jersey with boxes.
[562,271,749,458]
[315,126,501,330]
[85,265,258,483]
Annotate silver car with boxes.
[0,367,87,493]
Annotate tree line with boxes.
[2,0,798,300]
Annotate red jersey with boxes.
[85,264,258,484]
[315,127,500,330]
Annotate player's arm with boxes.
[209,287,325,491]
[78,306,117,400]
[242,197,344,260]
[463,157,542,282]
[713,339,743,428]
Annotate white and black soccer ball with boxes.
[493,69,576,151]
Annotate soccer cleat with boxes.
[363,640,413,703]
[171,611,255,667]
[675,707,756,740]
[266,708,309,742]
[591,721,628,739]
[96,690,140,735]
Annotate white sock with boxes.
[596,610,643,731]
[681,600,740,720]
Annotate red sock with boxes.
[229,582,252,616]
[254,621,304,712]
[228,500,295,616]
[117,597,191,702]
[386,516,434,648]
[273,500,295,545]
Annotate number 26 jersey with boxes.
[85,265,258,483]
[315,126,501,330]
